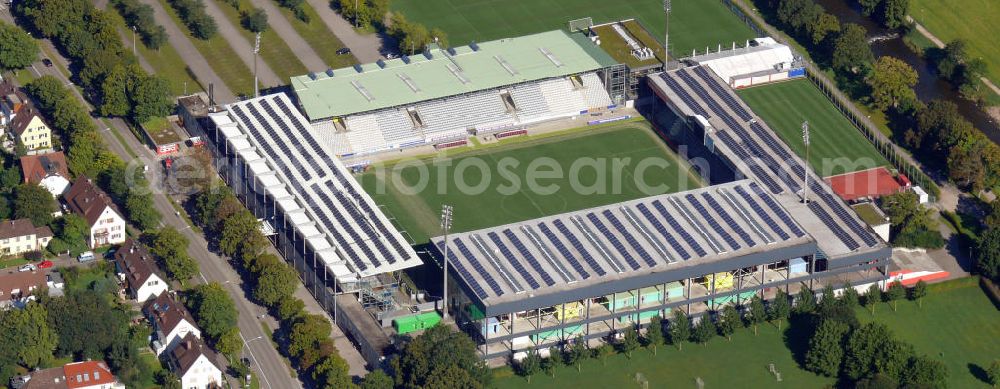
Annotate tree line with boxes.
[166,0,218,40]
[112,0,169,50]
[0,23,39,71]
[333,0,448,56]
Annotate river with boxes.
[816,0,1000,143]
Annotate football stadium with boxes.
[201,26,893,364]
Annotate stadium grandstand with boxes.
[428,61,891,361]
[204,94,423,363]
[290,30,626,157]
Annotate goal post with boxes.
[568,17,594,33]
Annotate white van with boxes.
[77,251,96,262]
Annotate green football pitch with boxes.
[358,124,703,244]
[737,79,891,177]
[390,0,757,57]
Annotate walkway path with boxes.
[302,0,383,62]
[907,16,1000,100]
[247,0,327,71]
[199,0,282,87]
[139,0,237,102]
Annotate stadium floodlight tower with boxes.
[801,121,811,203]
[253,32,261,98]
[664,0,671,69]
[440,204,454,318]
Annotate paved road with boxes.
[247,0,327,71]
[138,0,237,102]
[303,0,383,62]
[199,0,282,87]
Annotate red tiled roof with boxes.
[62,361,116,389]
[825,167,903,202]
[20,152,70,184]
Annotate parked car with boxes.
[38,260,54,269]
[42,58,53,67]
[337,47,351,55]
[18,264,37,272]
[77,251,95,262]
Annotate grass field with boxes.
[212,0,309,81]
[157,0,255,96]
[493,280,1000,388]
[274,3,357,69]
[858,280,1000,388]
[390,0,756,57]
[737,79,890,177]
[911,0,1000,90]
[359,124,702,243]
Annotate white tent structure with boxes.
[691,38,799,88]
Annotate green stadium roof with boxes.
[290,30,618,120]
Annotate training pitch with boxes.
[737,79,890,177]
[359,124,703,244]
[390,0,756,57]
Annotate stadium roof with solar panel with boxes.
[290,30,617,121]
[208,94,421,282]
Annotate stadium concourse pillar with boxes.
[685,278,692,315]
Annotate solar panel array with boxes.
[432,181,810,301]
[220,94,421,278]
[657,66,884,254]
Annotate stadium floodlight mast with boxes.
[663,0,671,70]
[254,32,261,98]
[801,121,811,203]
[440,205,454,318]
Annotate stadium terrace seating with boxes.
[310,120,353,156]
[538,78,588,116]
[581,73,613,108]
[328,72,613,156]
[376,109,420,143]
[344,114,388,153]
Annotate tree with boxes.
[517,350,540,383]
[900,354,948,388]
[832,24,874,74]
[129,74,172,123]
[841,283,860,308]
[844,322,913,381]
[360,369,393,389]
[859,0,879,16]
[313,354,356,389]
[13,183,54,227]
[252,254,298,307]
[987,359,1000,388]
[746,295,766,335]
[151,227,198,281]
[155,370,181,389]
[55,213,91,255]
[804,319,849,376]
[884,281,905,311]
[909,280,927,307]
[809,13,840,45]
[564,336,587,371]
[795,287,816,314]
[219,211,260,257]
[867,56,918,111]
[978,228,1000,280]
[620,327,639,358]
[769,290,791,331]
[669,309,691,350]
[718,305,740,341]
[189,282,238,340]
[594,343,614,366]
[277,296,305,322]
[0,23,39,70]
[691,315,716,345]
[287,313,331,369]
[645,316,664,355]
[0,302,57,368]
[818,284,838,313]
[99,65,131,117]
[241,8,268,33]
[540,352,556,377]
[215,327,242,360]
[865,284,882,315]
[392,324,490,388]
[879,0,909,29]
[125,190,161,231]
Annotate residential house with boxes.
[20,152,71,196]
[143,292,201,356]
[0,218,53,256]
[12,360,124,389]
[8,106,51,151]
[0,270,48,309]
[0,84,27,127]
[63,177,125,248]
[166,334,223,389]
[113,239,169,302]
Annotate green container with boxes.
[665,282,684,299]
[707,291,756,307]
[530,325,583,343]
[617,308,669,323]
[393,312,442,334]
